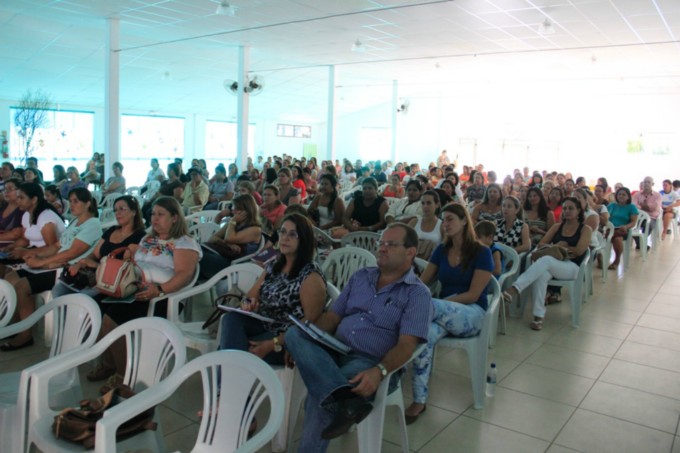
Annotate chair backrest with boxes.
[232,234,267,264]
[479,278,501,346]
[213,262,265,297]
[341,231,381,255]
[313,227,339,249]
[186,210,222,225]
[94,350,284,453]
[101,193,122,209]
[126,186,141,195]
[142,180,161,201]
[321,246,377,292]
[632,210,650,235]
[90,190,103,205]
[413,257,441,297]
[602,221,615,244]
[0,279,17,329]
[576,248,591,279]
[494,243,520,291]
[189,222,220,243]
[325,282,341,309]
[0,294,101,356]
[113,317,187,391]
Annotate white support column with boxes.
[236,45,250,171]
[391,79,398,163]
[104,18,121,181]
[326,65,336,162]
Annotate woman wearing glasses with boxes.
[218,213,327,364]
[50,195,147,299]
[0,178,24,241]
[405,202,494,423]
[199,194,262,279]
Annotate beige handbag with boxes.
[95,248,143,298]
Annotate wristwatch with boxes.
[273,336,283,353]
[376,363,388,380]
[155,284,165,298]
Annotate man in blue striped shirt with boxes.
[285,223,433,452]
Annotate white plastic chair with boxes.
[597,222,615,282]
[142,180,161,201]
[165,263,264,354]
[436,278,500,409]
[414,257,441,297]
[186,209,222,225]
[313,227,341,249]
[273,283,341,453]
[100,192,122,209]
[26,317,187,453]
[356,343,426,453]
[95,350,284,453]
[0,295,101,453]
[125,185,141,195]
[0,279,16,328]
[233,234,267,264]
[624,210,649,268]
[189,221,221,243]
[341,231,381,255]
[89,190,103,205]
[321,246,377,292]
[493,243,520,341]
[146,265,200,317]
[517,249,591,328]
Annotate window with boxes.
[9,108,94,166]
[121,114,185,185]
[277,123,311,138]
[359,127,391,162]
[205,121,255,171]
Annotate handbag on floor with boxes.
[52,383,156,448]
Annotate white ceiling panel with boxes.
[0,0,678,121]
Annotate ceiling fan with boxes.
[223,75,265,95]
[397,98,410,114]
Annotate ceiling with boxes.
[1,0,679,122]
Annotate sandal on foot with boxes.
[608,263,618,270]
[530,320,543,331]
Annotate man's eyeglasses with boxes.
[377,240,405,249]
[278,228,299,240]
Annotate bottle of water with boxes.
[486,362,497,397]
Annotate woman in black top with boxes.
[503,197,591,331]
[340,177,387,234]
[51,195,146,299]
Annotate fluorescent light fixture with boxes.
[351,39,366,52]
[216,1,236,16]
[538,19,555,35]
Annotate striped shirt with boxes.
[331,266,433,359]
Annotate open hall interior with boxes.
[1,1,680,452]
[0,0,679,186]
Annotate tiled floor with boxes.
[3,236,680,452]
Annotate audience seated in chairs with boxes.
[51,195,146,300]
[308,174,345,231]
[87,196,201,381]
[285,223,432,452]
[503,197,592,331]
[605,186,639,269]
[219,213,326,365]
[199,194,262,280]
[0,185,100,350]
[405,203,494,424]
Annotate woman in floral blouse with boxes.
[218,213,327,364]
[87,196,201,381]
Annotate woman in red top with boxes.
[291,166,307,201]
[382,173,405,198]
[260,185,287,234]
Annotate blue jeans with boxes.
[411,298,485,404]
[218,312,283,365]
[51,281,102,299]
[285,326,380,453]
